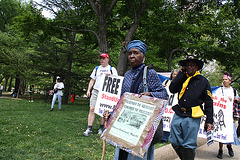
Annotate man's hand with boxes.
[103,110,110,121]
[228,96,232,102]
[237,97,240,103]
[204,123,213,132]
[180,66,186,73]
[87,90,91,98]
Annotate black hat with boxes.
[179,55,204,70]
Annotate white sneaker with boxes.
[98,128,103,135]
[82,129,92,136]
[31,100,33,102]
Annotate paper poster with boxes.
[101,92,167,158]
[162,87,178,132]
[198,87,234,143]
[94,75,124,117]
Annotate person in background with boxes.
[215,72,240,159]
[162,69,179,143]
[82,53,118,136]
[169,55,213,160]
[0,83,3,96]
[48,90,54,102]
[49,76,64,111]
[29,85,35,102]
[71,90,75,103]
[236,97,240,138]
[113,40,168,160]
[162,69,179,87]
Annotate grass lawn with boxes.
[0,93,167,160]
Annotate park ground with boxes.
[0,92,165,160]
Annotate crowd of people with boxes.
[1,39,239,160]
[81,40,240,160]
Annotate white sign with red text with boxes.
[94,75,124,117]
[162,87,178,132]
[198,91,234,143]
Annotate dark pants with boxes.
[237,119,240,137]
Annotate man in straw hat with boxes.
[169,55,213,160]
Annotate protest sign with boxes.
[101,92,167,158]
[94,75,124,117]
[162,87,178,132]
[198,87,234,143]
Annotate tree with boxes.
[0,0,21,31]
[116,0,150,75]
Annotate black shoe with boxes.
[180,147,195,160]
[227,144,234,157]
[49,108,53,111]
[217,150,223,159]
[172,145,182,159]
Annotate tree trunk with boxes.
[8,76,13,92]
[116,0,150,76]
[4,76,8,91]
[62,32,76,105]
[14,76,20,98]
[98,11,108,54]
[117,23,139,76]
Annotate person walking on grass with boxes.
[82,53,118,136]
[29,85,35,102]
[169,55,213,160]
[49,76,64,111]
[0,83,3,97]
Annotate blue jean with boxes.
[113,145,154,160]
[51,94,62,109]
[169,114,201,150]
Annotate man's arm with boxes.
[87,79,95,97]
[203,81,214,125]
[169,71,187,94]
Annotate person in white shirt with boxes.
[0,83,3,96]
[215,73,240,159]
[83,53,118,136]
[49,76,64,111]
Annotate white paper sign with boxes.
[198,89,234,143]
[94,75,124,116]
[162,87,178,132]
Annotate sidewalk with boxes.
[154,137,240,159]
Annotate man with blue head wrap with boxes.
[113,40,168,160]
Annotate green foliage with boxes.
[1,0,240,92]
[0,30,32,79]
[0,0,22,31]
[201,60,225,87]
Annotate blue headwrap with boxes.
[127,40,147,54]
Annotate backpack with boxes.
[95,65,113,76]
[142,65,163,145]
